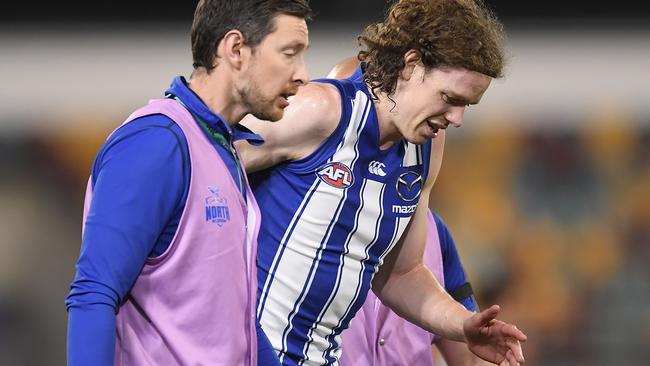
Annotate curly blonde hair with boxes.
[358,0,506,98]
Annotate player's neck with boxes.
[373,95,402,151]
[188,69,245,127]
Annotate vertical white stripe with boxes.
[257,178,321,318]
[374,216,412,271]
[403,142,419,167]
[297,179,369,366]
[260,92,372,361]
[389,216,411,262]
[277,182,350,361]
[302,180,384,364]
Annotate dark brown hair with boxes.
[358,0,506,98]
[191,0,312,72]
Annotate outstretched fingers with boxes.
[506,350,523,366]
[506,337,525,363]
[503,323,528,342]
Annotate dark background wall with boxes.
[4,0,650,24]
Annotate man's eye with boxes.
[443,94,468,107]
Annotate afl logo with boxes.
[317,162,354,189]
[396,171,422,202]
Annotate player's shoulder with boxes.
[288,81,342,136]
[299,80,342,110]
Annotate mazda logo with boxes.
[396,171,422,202]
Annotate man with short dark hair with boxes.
[65,1,311,365]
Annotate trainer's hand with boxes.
[463,305,527,366]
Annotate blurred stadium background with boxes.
[1,1,649,364]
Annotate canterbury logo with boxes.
[368,161,387,177]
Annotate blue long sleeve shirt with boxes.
[65,76,265,365]
[433,212,478,312]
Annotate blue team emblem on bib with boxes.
[396,171,422,202]
[205,186,230,226]
[317,162,354,189]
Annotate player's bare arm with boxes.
[238,82,341,172]
[371,132,467,339]
[437,338,495,366]
[372,139,527,365]
[326,56,359,79]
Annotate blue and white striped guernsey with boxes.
[250,74,432,366]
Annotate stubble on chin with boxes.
[237,83,279,122]
[248,98,282,122]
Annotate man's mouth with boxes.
[278,90,298,107]
[426,119,447,137]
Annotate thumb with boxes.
[471,304,500,327]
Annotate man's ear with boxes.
[400,49,422,81]
[217,30,250,70]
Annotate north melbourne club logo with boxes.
[205,186,230,226]
[317,162,354,189]
[396,171,422,202]
[368,161,387,177]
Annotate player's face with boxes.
[240,14,309,121]
[392,65,492,144]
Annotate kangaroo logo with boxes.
[205,186,230,226]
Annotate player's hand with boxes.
[463,304,527,366]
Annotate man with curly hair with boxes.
[330,58,493,366]
[239,0,527,365]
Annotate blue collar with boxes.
[165,76,264,146]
